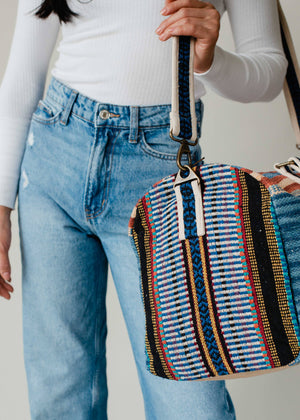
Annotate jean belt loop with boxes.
[129,106,139,143]
[60,90,79,126]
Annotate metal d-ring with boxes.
[176,142,193,171]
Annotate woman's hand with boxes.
[0,206,13,300]
[156,0,221,74]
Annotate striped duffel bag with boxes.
[128,0,300,381]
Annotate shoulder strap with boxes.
[170,1,300,149]
[277,0,300,149]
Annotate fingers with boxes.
[158,17,215,42]
[156,8,208,37]
[0,241,11,278]
[161,0,212,16]
[0,278,14,300]
[157,1,220,42]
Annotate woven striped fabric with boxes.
[128,164,300,380]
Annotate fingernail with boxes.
[2,272,10,281]
[159,33,167,41]
[156,27,163,34]
[160,8,167,15]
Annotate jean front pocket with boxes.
[32,97,64,125]
[139,125,188,161]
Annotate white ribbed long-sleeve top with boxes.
[0,0,288,210]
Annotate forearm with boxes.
[194,44,288,103]
[194,0,288,104]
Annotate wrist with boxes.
[0,206,12,217]
[194,52,215,74]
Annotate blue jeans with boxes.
[17,76,236,420]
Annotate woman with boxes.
[0,0,288,419]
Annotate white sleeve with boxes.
[194,0,289,103]
[0,0,60,210]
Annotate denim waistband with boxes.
[45,76,204,138]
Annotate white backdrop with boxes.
[0,1,299,419]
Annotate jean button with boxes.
[99,109,110,120]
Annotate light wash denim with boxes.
[17,76,236,420]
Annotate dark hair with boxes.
[34,0,79,24]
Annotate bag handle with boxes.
[170,0,300,152]
[169,36,198,146]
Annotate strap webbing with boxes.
[169,36,197,143]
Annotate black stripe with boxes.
[244,172,294,365]
[178,36,193,139]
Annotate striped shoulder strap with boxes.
[277,0,300,149]
[170,1,300,149]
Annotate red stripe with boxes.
[285,182,300,193]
